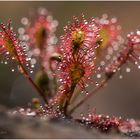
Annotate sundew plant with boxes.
[1,7,140,137]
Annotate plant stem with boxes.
[69,78,109,115]
[18,62,48,104]
[63,84,76,115]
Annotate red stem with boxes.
[20,64,48,104]
[15,51,48,104]
[69,78,108,115]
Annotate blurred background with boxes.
[0,1,140,119]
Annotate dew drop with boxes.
[95,82,99,86]
[119,75,123,79]
[80,113,84,117]
[97,74,101,79]
[30,70,33,73]
[113,69,116,73]
[4,61,7,64]
[18,27,25,34]
[126,67,131,72]
[100,61,105,66]
[135,61,138,65]
[21,17,29,25]
[106,55,111,60]
[85,84,89,87]
[31,65,35,68]
[137,30,140,35]
[6,52,9,55]
[118,67,121,71]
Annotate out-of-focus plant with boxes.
[19,7,59,99]
[1,7,140,136]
